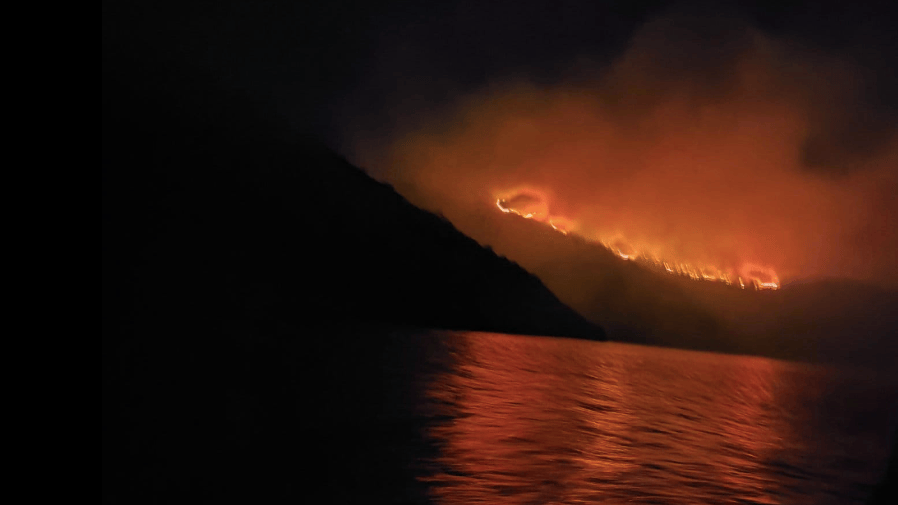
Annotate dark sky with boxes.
[105,0,898,285]
[105,0,898,149]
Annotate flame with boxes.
[494,190,779,290]
[548,216,574,235]
[739,264,780,290]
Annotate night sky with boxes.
[106,1,898,149]
[105,0,898,288]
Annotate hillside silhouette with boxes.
[471,211,898,368]
[102,40,603,342]
[102,19,606,503]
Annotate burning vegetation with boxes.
[495,190,780,290]
[346,7,898,291]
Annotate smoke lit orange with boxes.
[347,13,898,290]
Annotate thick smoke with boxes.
[345,9,898,286]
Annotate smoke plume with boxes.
[345,7,898,287]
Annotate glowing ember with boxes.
[496,191,549,222]
[548,218,572,235]
[739,264,781,290]
[494,191,779,290]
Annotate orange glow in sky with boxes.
[347,15,898,290]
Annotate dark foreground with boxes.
[102,328,898,504]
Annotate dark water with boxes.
[325,329,897,504]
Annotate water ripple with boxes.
[397,331,898,504]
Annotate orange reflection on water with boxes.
[421,333,797,504]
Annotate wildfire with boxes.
[496,199,524,216]
[494,192,780,290]
[548,218,572,235]
[496,194,547,221]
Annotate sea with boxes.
[311,329,898,504]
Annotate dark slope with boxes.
[466,212,731,348]
[473,211,898,367]
[101,44,602,341]
[102,17,604,504]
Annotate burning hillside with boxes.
[495,189,780,290]
[346,11,898,291]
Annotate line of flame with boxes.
[495,198,779,290]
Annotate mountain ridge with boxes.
[102,35,605,343]
[452,209,898,367]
